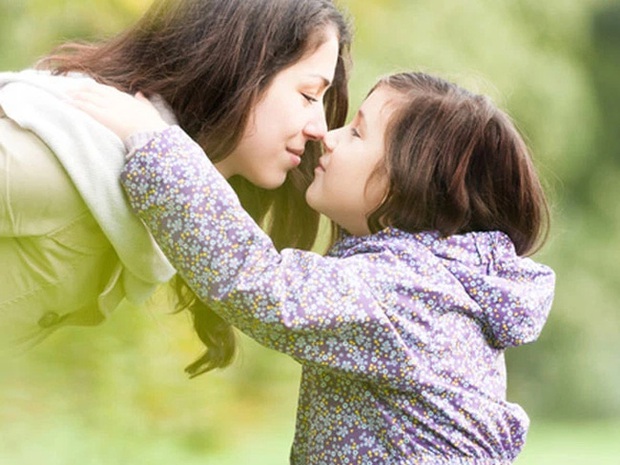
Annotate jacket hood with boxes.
[426,230,555,348]
[332,228,556,349]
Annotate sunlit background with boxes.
[1,0,619,463]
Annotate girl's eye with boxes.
[350,127,361,138]
[302,93,319,103]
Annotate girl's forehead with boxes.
[361,87,401,121]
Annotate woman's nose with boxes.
[303,107,328,141]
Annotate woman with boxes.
[0,0,351,370]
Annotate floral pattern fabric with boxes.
[121,126,555,464]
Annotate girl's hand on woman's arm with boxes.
[69,84,169,141]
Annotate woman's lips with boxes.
[287,148,303,167]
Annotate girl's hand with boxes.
[69,84,169,141]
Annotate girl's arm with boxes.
[122,126,414,382]
[70,84,416,382]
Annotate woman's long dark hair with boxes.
[366,72,549,256]
[40,0,351,376]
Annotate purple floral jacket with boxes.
[121,126,555,465]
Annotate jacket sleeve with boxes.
[121,126,414,381]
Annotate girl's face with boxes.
[306,86,395,236]
[214,27,340,189]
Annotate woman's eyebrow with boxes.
[307,74,332,89]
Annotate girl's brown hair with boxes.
[40,0,351,376]
[367,72,549,256]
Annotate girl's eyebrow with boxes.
[356,109,368,135]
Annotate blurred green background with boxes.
[1,0,619,463]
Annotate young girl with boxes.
[73,71,555,463]
[0,0,351,364]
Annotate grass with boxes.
[2,407,619,465]
[516,420,620,465]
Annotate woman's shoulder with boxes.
[0,113,89,236]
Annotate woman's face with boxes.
[306,86,395,236]
[215,27,340,189]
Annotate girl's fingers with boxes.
[66,84,169,140]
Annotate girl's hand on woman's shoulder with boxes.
[69,83,169,141]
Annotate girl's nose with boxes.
[322,129,337,152]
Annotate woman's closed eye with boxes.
[302,93,319,103]
[350,127,361,138]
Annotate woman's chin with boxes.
[246,172,288,190]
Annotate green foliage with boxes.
[0,0,144,69]
[1,0,619,461]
